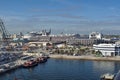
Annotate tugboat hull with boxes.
[22,60,38,68]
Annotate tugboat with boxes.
[40,57,47,63]
[35,57,47,63]
[22,59,38,68]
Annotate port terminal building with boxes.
[93,44,120,56]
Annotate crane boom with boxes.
[0,18,10,42]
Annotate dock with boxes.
[0,60,25,74]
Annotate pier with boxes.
[0,60,25,74]
[0,52,49,74]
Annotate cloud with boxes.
[27,13,86,21]
[57,14,86,19]
[108,7,116,10]
[30,6,80,13]
[104,15,120,20]
[1,14,120,34]
[29,0,82,14]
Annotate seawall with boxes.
[50,54,120,61]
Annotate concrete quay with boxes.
[0,54,44,74]
[50,54,120,61]
[0,60,25,74]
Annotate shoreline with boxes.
[49,54,120,61]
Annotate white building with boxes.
[56,43,66,48]
[23,34,31,39]
[89,32,102,39]
[93,44,120,56]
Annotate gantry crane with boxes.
[0,18,10,44]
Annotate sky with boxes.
[0,0,120,34]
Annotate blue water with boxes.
[0,59,120,80]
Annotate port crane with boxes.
[0,18,10,44]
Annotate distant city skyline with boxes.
[0,0,120,34]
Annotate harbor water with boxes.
[0,59,120,80]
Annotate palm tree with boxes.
[95,50,102,56]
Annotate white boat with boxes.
[100,73,114,80]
